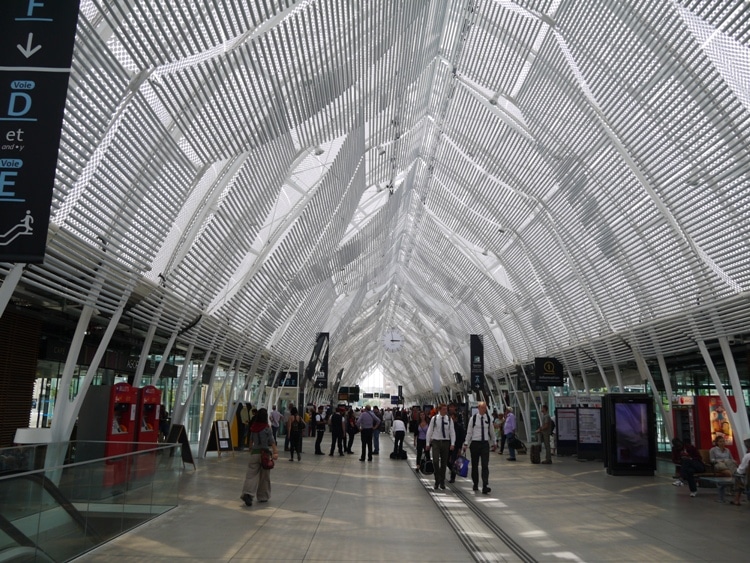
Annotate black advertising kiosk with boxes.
[603,394,656,476]
[133,385,161,479]
[77,382,138,487]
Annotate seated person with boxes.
[671,437,704,497]
[730,437,750,506]
[709,435,737,476]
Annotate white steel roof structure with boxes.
[3,0,750,397]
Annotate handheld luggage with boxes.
[530,443,541,464]
[453,455,469,478]
[398,450,407,460]
[420,456,434,475]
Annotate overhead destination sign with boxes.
[0,0,81,263]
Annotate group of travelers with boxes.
[238,399,561,508]
[672,434,750,504]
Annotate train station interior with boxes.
[1,0,749,561]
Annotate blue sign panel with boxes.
[0,0,81,262]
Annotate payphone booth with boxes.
[77,382,138,488]
[132,385,161,479]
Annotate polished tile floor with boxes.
[74,435,749,562]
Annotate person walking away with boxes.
[329,405,346,456]
[287,406,304,462]
[449,410,466,484]
[504,407,517,461]
[241,408,278,506]
[425,403,455,490]
[535,404,553,464]
[392,414,407,456]
[269,405,282,443]
[372,406,383,455]
[463,402,492,493]
[415,411,429,471]
[358,405,379,461]
[345,408,358,454]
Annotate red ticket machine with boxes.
[77,382,138,488]
[132,385,161,479]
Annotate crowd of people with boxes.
[237,399,750,510]
[236,399,560,506]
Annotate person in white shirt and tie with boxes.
[463,401,492,494]
[425,403,455,490]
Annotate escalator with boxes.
[0,443,180,562]
[0,473,102,562]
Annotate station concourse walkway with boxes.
[74,435,748,563]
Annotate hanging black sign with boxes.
[470,334,484,391]
[0,0,81,262]
[305,332,329,389]
[534,357,564,387]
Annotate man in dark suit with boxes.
[329,405,346,456]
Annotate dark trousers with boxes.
[346,432,356,453]
[315,429,325,453]
[470,441,490,488]
[393,431,405,453]
[360,428,374,460]
[416,438,427,466]
[289,432,302,459]
[431,440,451,486]
[680,459,705,492]
[506,432,516,459]
[330,433,345,454]
[499,431,507,453]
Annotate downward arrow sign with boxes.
[17,33,43,58]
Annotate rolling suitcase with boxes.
[530,443,541,464]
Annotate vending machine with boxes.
[77,382,138,488]
[132,385,161,479]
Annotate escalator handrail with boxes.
[20,473,103,544]
[0,512,35,548]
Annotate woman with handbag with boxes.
[241,408,279,507]
[709,435,738,476]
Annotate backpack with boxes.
[292,417,304,433]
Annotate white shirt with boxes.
[737,451,750,475]
[392,419,406,433]
[464,412,492,445]
[426,414,455,446]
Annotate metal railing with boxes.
[0,441,182,562]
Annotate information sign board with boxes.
[0,0,81,262]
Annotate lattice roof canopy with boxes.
[5,0,749,395]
